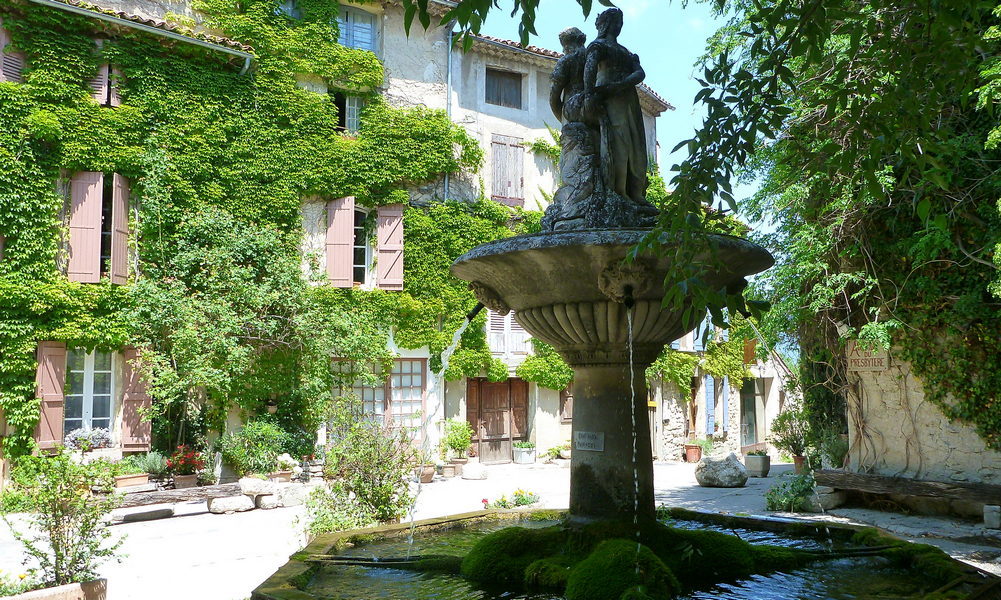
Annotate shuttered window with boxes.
[325,196,354,287]
[485,68,522,109]
[352,209,369,285]
[35,342,67,450]
[68,172,128,283]
[376,204,404,290]
[0,18,25,84]
[337,6,376,52]
[65,348,114,434]
[120,347,151,451]
[491,134,525,207]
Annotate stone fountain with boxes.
[451,8,773,525]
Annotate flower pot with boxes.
[269,470,293,483]
[744,454,770,477]
[793,455,807,474]
[441,464,456,478]
[513,447,535,464]
[173,474,198,489]
[684,444,702,463]
[114,473,149,488]
[558,447,571,460]
[416,465,435,484]
[449,457,468,476]
[11,578,106,600]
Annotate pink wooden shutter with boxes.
[110,173,129,284]
[89,63,109,104]
[0,18,25,83]
[109,66,122,107]
[120,347,151,451]
[34,342,67,450]
[376,204,404,290]
[67,172,103,283]
[326,196,354,287]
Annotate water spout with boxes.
[465,302,485,321]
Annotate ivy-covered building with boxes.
[0,0,677,467]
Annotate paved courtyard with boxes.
[0,460,998,599]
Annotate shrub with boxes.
[126,451,169,478]
[302,485,375,538]
[513,441,535,449]
[770,409,810,456]
[217,421,289,476]
[764,473,816,512]
[442,419,473,458]
[324,400,419,523]
[3,451,122,586]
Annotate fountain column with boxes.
[569,362,655,524]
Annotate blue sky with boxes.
[478,0,727,176]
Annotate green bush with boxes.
[770,409,810,456]
[3,451,122,586]
[124,451,169,478]
[765,473,816,512]
[218,421,290,476]
[442,419,473,458]
[302,485,375,538]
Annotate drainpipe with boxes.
[443,24,454,200]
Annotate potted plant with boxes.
[512,441,536,464]
[112,458,149,489]
[443,419,474,476]
[167,446,205,489]
[270,453,298,482]
[684,436,712,462]
[770,409,810,473]
[744,449,771,477]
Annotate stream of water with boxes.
[626,308,641,574]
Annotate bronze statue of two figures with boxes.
[541,8,660,232]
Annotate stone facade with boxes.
[849,357,1001,485]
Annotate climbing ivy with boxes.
[0,0,520,457]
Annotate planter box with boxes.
[441,464,456,478]
[513,447,536,464]
[114,473,149,488]
[11,578,106,600]
[173,474,198,489]
[744,455,770,478]
[269,470,293,483]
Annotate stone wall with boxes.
[849,358,1001,485]
[653,378,688,461]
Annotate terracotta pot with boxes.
[416,465,435,484]
[173,474,198,489]
[441,464,456,478]
[269,470,293,483]
[793,455,807,474]
[449,457,468,476]
[744,454,770,477]
[114,473,149,488]
[10,578,106,600]
[684,444,702,463]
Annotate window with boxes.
[333,93,365,133]
[89,40,121,107]
[65,349,113,434]
[560,384,573,423]
[485,68,522,109]
[352,209,369,285]
[334,359,427,437]
[100,174,113,277]
[490,134,525,207]
[275,0,301,19]
[337,6,376,52]
[67,172,129,284]
[0,18,25,83]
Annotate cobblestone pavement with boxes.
[0,460,997,599]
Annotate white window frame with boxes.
[345,95,364,134]
[333,359,427,440]
[337,5,378,53]
[352,208,373,288]
[65,348,115,434]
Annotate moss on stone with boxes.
[851,527,967,586]
[564,539,680,600]
[524,556,575,589]
[460,526,566,586]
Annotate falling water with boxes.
[626,308,641,574]
[405,315,476,555]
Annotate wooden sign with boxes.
[846,340,889,372]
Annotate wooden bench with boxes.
[813,469,1001,506]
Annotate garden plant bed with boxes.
[251,508,1000,600]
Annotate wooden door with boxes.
[467,378,530,464]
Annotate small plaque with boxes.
[574,431,605,452]
[846,340,889,372]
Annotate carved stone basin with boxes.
[451,228,773,524]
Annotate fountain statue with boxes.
[453,7,774,525]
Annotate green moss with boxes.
[524,556,574,589]
[564,539,680,600]
[460,526,565,587]
[850,528,967,586]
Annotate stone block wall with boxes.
[849,358,1001,485]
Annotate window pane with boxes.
[91,418,110,430]
[485,69,522,109]
[65,396,83,419]
[94,351,112,371]
[353,247,366,265]
[67,349,85,371]
[64,419,82,436]
[353,266,366,284]
[92,396,111,419]
[67,371,85,396]
[93,372,111,395]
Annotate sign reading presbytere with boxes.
[574,431,605,452]
[846,340,890,371]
